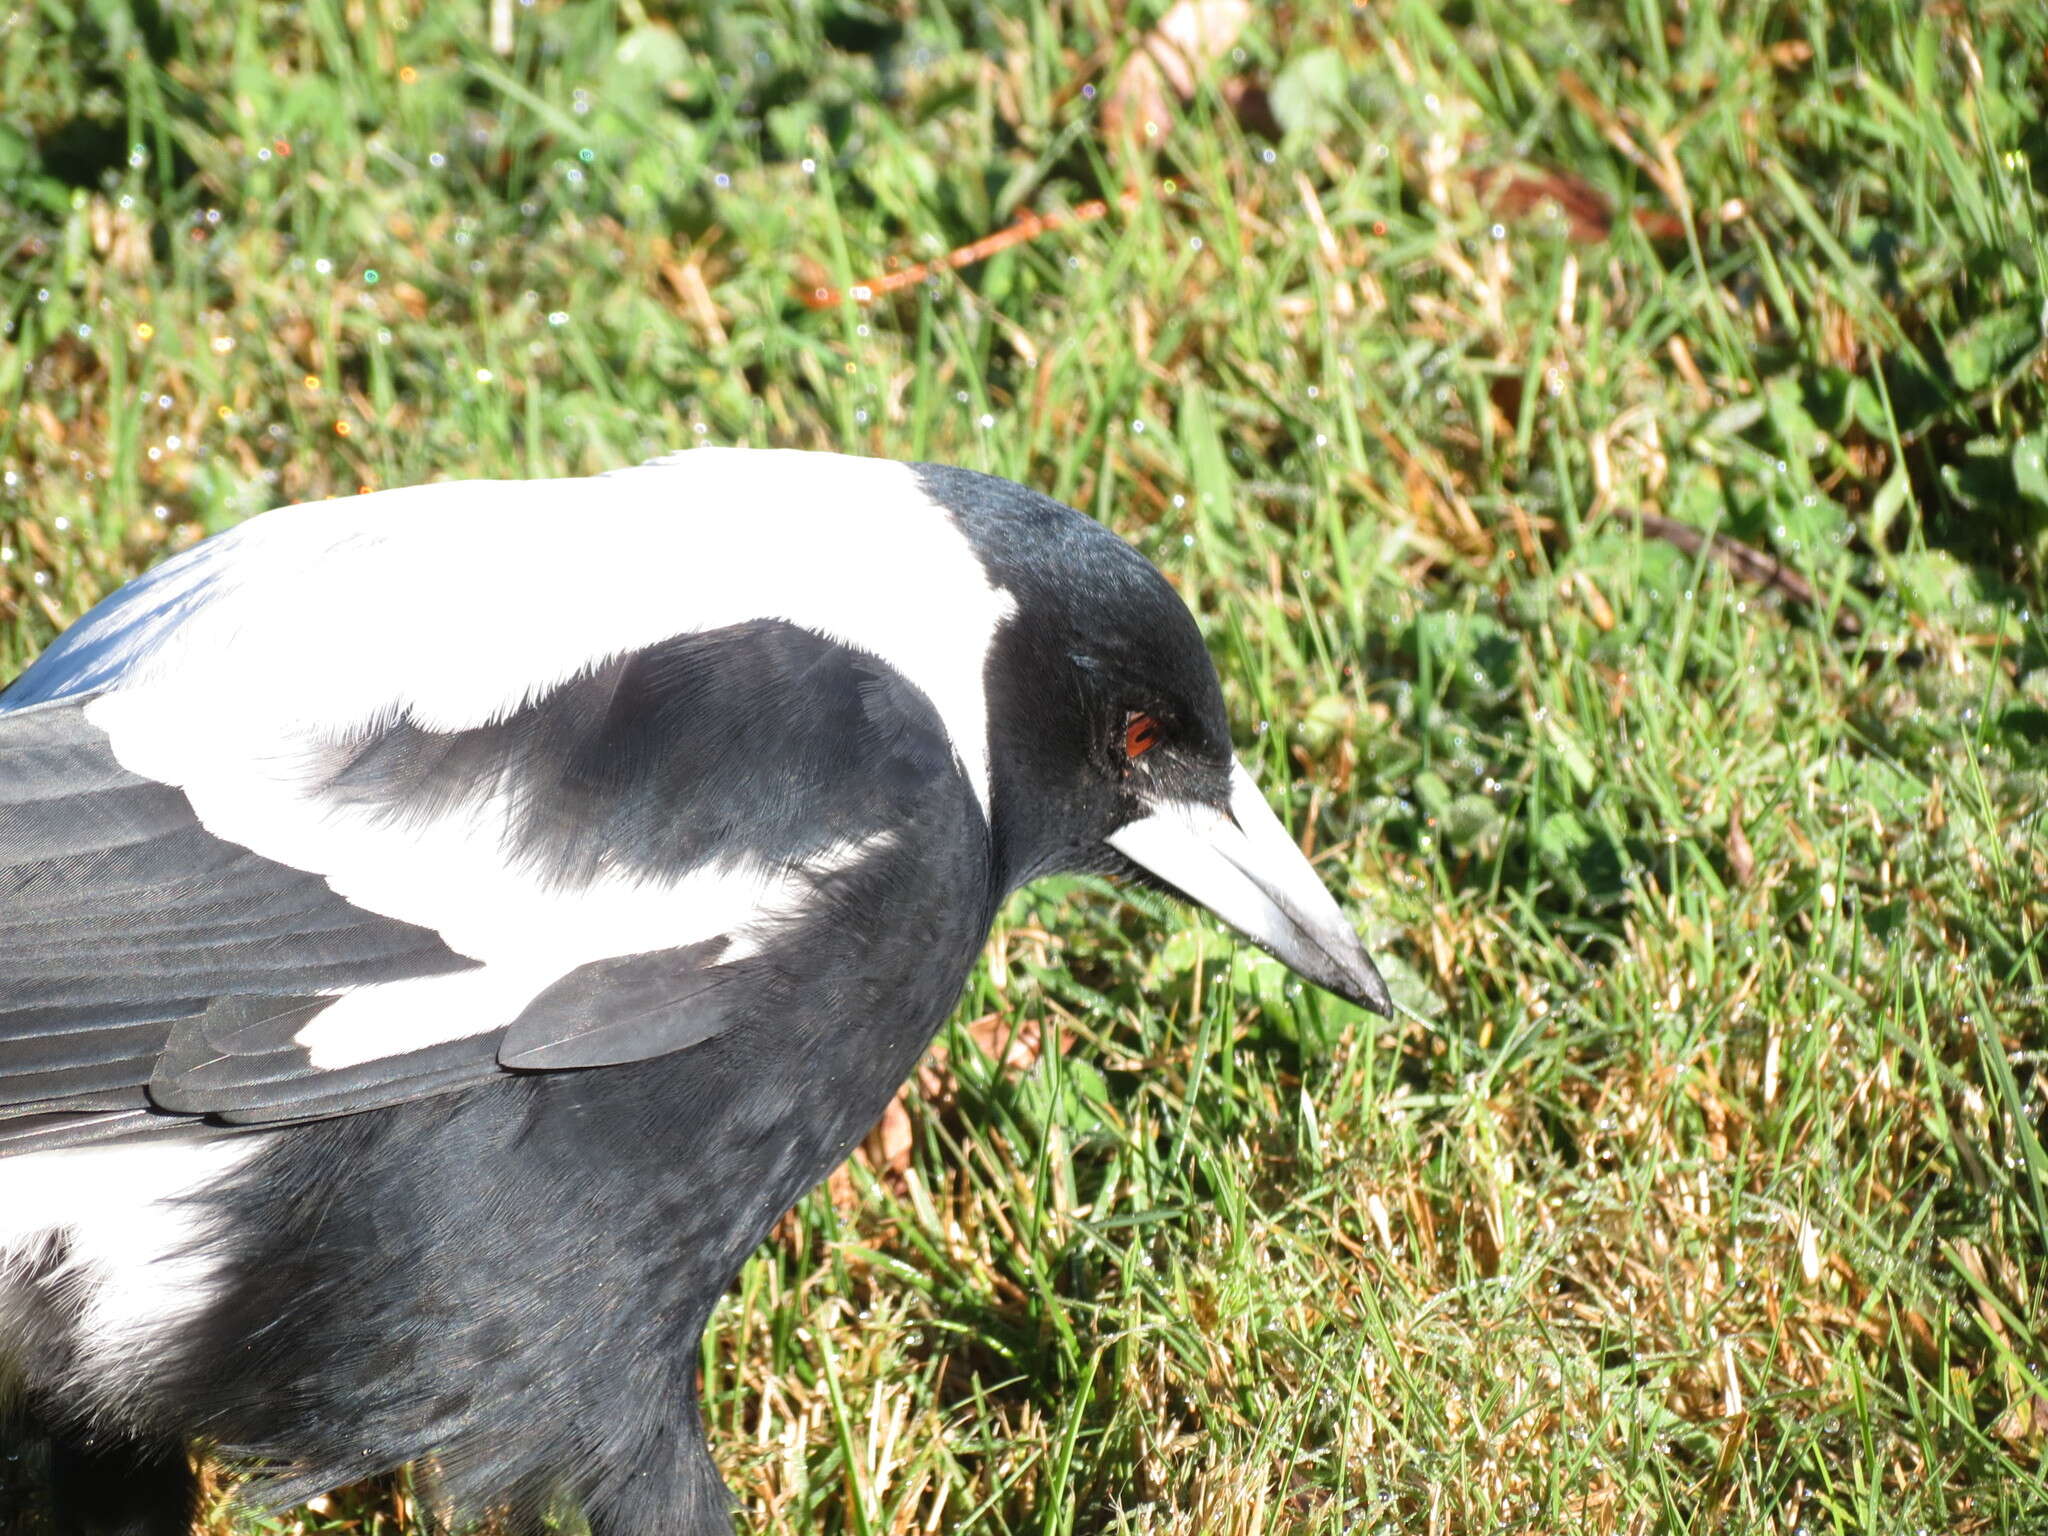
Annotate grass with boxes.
[2,0,2046,1531]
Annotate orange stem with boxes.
[800,188,1143,309]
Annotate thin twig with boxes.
[1613,506,1862,634]
[799,189,1143,309]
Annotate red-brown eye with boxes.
[1124,712,1162,760]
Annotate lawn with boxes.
[2,0,2046,1531]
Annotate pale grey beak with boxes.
[1107,760,1392,1016]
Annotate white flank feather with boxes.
[0,1137,261,1409]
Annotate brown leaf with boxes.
[1900,1307,1939,1374]
[1468,164,1616,244]
[391,281,430,320]
[910,1011,1055,1110]
[858,1093,915,1179]
[88,195,154,279]
[1102,0,1251,144]
[1726,795,1755,886]
[821,1163,858,1214]
[24,400,64,448]
[961,1011,1047,1073]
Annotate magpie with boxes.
[0,449,1389,1536]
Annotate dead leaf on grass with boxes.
[1727,795,1755,886]
[1102,0,1252,144]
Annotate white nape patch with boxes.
[295,832,891,1069]
[39,449,1016,817]
[0,1137,258,1403]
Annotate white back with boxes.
[2,450,1017,1068]
[10,449,1016,818]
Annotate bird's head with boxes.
[923,463,1392,1018]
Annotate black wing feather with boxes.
[0,700,475,1128]
[498,939,737,1070]
[0,1107,177,1153]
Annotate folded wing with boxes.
[1,618,968,1150]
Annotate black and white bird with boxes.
[0,449,1388,1536]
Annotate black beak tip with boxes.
[1342,953,1395,1018]
[1285,937,1393,1018]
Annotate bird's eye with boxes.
[1124,711,1162,760]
